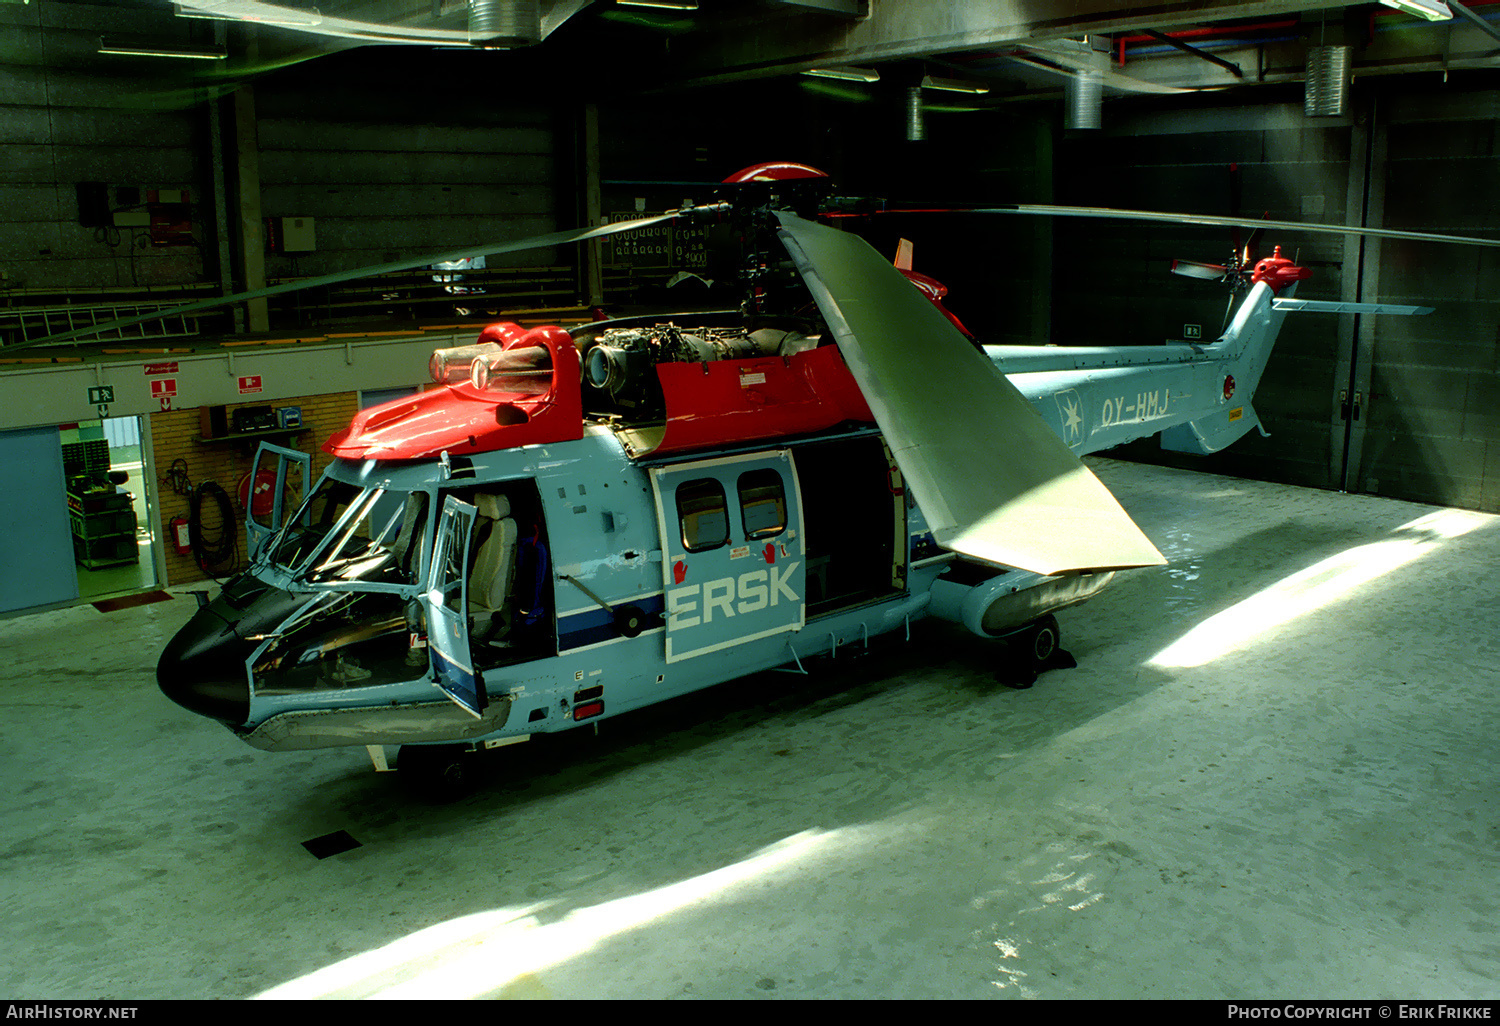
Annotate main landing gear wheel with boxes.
[1027,615,1060,666]
[1001,615,1074,690]
[399,743,474,802]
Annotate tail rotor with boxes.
[1169,164,1269,332]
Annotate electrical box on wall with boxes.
[76,183,109,228]
[265,216,316,253]
[147,189,193,247]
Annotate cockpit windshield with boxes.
[264,477,428,587]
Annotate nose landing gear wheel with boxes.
[399,743,474,802]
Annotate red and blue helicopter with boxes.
[138,161,1478,794]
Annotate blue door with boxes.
[651,450,805,664]
[423,495,483,716]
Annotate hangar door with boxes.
[0,427,77,613]
[1343,92,1500,512]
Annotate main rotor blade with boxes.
[775,212,1165,576]
[14,210,700,350]
[892,204,1500,250]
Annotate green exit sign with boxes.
[88,385,114,405]
[1183,324,1203,340]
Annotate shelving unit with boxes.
[68,487,138,569]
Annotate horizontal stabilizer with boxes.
[1161,403,1264,455]
[776,212,1165,576]
[1271,298,1434,316]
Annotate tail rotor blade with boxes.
[1171,259,1229,280]
[1229,162,1242,264]
[1242,222,1266,266]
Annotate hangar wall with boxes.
[148,391,356,587]
[0,4,208,292]
[0,5,575,325]
[251,55,567,282]
[1361,91,1500,511]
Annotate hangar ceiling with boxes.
[19,0,1500,103]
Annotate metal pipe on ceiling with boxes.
[905,85,925,141]
[1304,44,1351,117]
[469,0,541,46]
[1066,69,1102,129]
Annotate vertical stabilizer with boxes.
[1161,280,1293,455]
[1205,279,1295,400]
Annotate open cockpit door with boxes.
[245,442,310,562]
[422,495,484,717]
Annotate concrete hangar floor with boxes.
[3,458,1497,1001]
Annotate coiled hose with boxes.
[189,481,239,575]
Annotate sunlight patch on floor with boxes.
[255,827,861,999]
[1149,508,1490,670]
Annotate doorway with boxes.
[65,416,159,601]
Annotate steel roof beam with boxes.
[1141,28,1244,78]
[1447,0,1500,47]
[641,0,1371,89]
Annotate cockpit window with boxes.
[266,477,428,586]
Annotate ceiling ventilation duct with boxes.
[469,0,541,46]
[1303,45,1351,117]
[905,85,925,141]
[1065,70,1102,130]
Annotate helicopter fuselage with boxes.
[157,275,1296,760]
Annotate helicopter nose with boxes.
[156,625,250,726]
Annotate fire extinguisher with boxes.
[170,516,192,556]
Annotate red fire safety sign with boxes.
[150,378,178,399]
[238,375,263,394]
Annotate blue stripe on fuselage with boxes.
[558,593,666,651]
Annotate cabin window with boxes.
[738,469,787,540]
[676,478,728,552]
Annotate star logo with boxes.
[1054,390,1084,446]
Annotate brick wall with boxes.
[149,392,359,586]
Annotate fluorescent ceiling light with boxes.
[1379,0,1453,20]
[173,1,322,26]
[616,0,699,9]
[97,37,227,59]
[803,65,880,82]
[921,74,989,94]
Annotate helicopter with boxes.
[146,160,1463,795]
